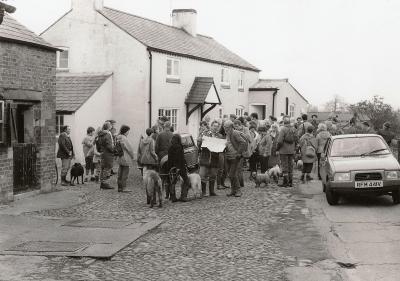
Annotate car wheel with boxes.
[326,183,339,205]
[392,190,400,205]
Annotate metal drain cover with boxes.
[63,219,143,228]
[6,241,89,253]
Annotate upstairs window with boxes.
[167,58,180,79]
[57,47,69,70]
[221,68,230,87]
[56,114,64,136]
[238,71,244,90]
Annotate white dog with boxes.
[268,165,281,184]
[296,160,304,171]
[187,173,202,199]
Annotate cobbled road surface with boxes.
[19,168,328,281]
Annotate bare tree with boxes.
[324,95,349,112]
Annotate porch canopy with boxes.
[185,77,221,124]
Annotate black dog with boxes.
[70,163,84,185]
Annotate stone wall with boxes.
[0,41,56,202]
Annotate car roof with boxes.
[331,134,381,140]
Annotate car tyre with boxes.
[326,183,339,205]
[392,190,400,205]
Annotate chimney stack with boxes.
[71,0,103,12]
[172,9,197,37]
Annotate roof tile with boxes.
[99,7,259,72]
[56,73,111,112]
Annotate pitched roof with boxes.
[0,14,57,50]
[56,73,112,112]
[98,7,259,72]
[186,77,221,105]
[249,78,309,103]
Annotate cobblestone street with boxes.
[2,167,332,281]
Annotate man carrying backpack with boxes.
[97,121,115,190]
[277,116,298,187]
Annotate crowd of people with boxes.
[56,111,396,198]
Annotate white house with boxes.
[249,79,309,119]
[56,73,112,163]
[42,0,308,154]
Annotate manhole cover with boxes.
[6,241,89,253]
[63,219,143,228]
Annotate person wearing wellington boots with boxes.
[168,134,190,202]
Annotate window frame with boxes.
[235,106,244,117]
[0,101,4,143]
[158,108,179,132]
[289,104,295,118]
[221,67,230,87]
[238,70,245,90]
[56,47,69,70]
[56,114,64,136]
[166,57,180,79]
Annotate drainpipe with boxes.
[272,90,277,117]
[148,49,153,128]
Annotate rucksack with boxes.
[95,136,102,153]
[238,131,251,158]
[113,138,124,157]
[284,128,296,144]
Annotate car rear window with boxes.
[181,136,194,149]
[330,136,389,157]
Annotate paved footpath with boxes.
[0,168,345,281]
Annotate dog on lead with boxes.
[144,169,163,208]
[268,165,281,184]
[70,163,84,185]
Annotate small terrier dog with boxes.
[144,170,162,208]
[70,163,84,185]
[251,171,270,188]
[268,165,281,184]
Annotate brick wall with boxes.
[0,41,56,202]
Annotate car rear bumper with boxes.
[330,180,400,194]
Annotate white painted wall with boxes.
[72,76,113,163]
[275,83,308,118]
[249,90,274,118]
[41,5,149,154]
[151,52,259,138]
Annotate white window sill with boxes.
[221,83,231,89]
[238,88,244,92]
[56,68,69,73]
[166,77,181,84]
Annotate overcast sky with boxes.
[6,0,400,108]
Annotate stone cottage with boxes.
[0,14,58,202]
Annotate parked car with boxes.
[181,133,199,171]
[320,134,400,205]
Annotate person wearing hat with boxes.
[299,125,317,183]
[378,122,395,146]
[116,125,134,192]
[223,120,247,197]
[311,114,319,135]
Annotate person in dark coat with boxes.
[378,122,395,146]
[277,116,298,187]
[57,125,74,186]
[98,121,114,190]
[155,121,173,161]
[168,134,190,202]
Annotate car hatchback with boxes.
[320,134,400,205]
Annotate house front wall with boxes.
[151,52,259,138]
[41,7,149,155]
[248,90,275,118]
[0,41,56,202]
[275,84,308,118]
[71,76,113,163]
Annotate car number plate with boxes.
[355,181,383,188]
